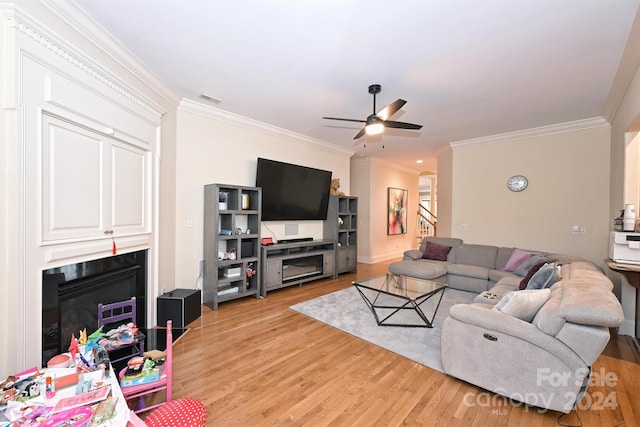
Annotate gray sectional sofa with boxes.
[389,237,624,413]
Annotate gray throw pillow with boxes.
[526,262,561,290]
[513,255,555,276]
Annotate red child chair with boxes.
[119,320,172,414]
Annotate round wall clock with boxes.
[507,175,528,192]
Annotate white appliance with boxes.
[610,231,640,264]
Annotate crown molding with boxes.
[350,155,420,176]
[179,98,356,156]
[450,117,609,150]
[3,3,165,119]
[37,0,180,108]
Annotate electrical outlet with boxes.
[462,224,469,231]
[571,225,587,235]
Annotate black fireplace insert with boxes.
[41,250,147,366]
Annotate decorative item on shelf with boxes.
[246,262,256,279]
[241,194,250,210]
[219,191,229,210]
[220,229,232,235]
[330,178,345,196]
[235,227,242,235]
[223,267,242,278]
[218,249,237,261]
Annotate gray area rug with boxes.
[290,286,476,372]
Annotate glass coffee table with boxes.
[352,274,447,327]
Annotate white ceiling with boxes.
[72,0,639,173]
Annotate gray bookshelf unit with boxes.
[203,184,261,310]
[260,240,336,296]
[324,195,358,274]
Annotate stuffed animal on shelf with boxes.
[330,178,345,196]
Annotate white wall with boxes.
[173,100,353,290]
[438,123,611,264]
[435,148,454,237]
[351,157,419,263]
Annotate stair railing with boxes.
[417,202,437,242]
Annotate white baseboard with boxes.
[357,252,403,264]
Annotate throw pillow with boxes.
[518,261,547,290]
[513,255,555,276]
[421,241,452,261]
[502,248,545,272]
[493,289,551,322]
[526,262,561,290]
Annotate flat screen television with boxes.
[256,158,332,221]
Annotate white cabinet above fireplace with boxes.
[41,114,151,244]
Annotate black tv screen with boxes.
[256,158,332,221]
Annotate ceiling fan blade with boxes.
[377,99,407,121]
[353,128,366,139]
[383,120,423,130]
[323,116,367,123]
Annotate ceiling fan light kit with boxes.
[365,121,384,136]
[323,84,423,140]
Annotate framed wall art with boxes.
[387,187,408,235]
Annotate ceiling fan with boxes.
[323,84,423,140]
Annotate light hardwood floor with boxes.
[169,260,640,426]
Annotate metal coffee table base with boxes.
[354,285,446,328]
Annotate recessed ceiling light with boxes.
[199,93,222,104]
[416,160,423,164]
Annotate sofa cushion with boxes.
[488,268,518,284]
[403,249,424,261]
[448,263,489,280]
[493,289,551,322]
[388,260,448,280]
[533,278,624,336]
[518,261,547,290]
[455,244,499,269]
[560,261,612,289]
[526,262,561,290]
[496,247,516,270]
[421,241,452,261]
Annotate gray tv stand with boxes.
[260,239,336,296]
